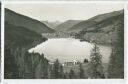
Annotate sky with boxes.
[5,3,124,22]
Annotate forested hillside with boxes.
[4,8,52,78]
[108,15,124,78]
[42,21,61,29]
[55,20,82,31]
[70,10,124,44]
[4,22,48,78]
[5,22,47,48]
[5,8,55,34]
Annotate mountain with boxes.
[5,22,47,48]
[68,10,123,32]
[5,22,49,79]
[5,8,50,79]
[69,10,124,44]
[55,20,82,31]
[5,8,55,34]
[42,21,61,29]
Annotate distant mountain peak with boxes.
[41,20,61,29]
[55,20,83,31]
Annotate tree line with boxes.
[5,42,106,79]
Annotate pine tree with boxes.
[69,69,76,79]
[4,47,20,79]
[25,52,49,79]
[59,65,65,78]
[84,58,88,63]
[79,63,85,78]
[24,52,41,78]
[42,58,49,79]
[50,59,65,79]
[51,59,60,79]
[89,43,105,79]
[64,72,69,79]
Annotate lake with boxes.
[29,38,112,63]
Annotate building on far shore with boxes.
[62,60,81,66]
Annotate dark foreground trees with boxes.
[69,69,76,79]
[79,63,85,79]
[50,59,65,79]
[5,46,105,79]
[108,15,124,78]
[4,46,49,79]
[4,47,19,79]
[89,43,105,79]
[5,43,106,79]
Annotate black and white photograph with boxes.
[4,2,124,79]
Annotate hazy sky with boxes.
[5,3,124,22]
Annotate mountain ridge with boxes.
[71,10,124,44]
[5,8,55,34]
[41,21,61,29]
[55,20,83,31]
[68,10,123,32]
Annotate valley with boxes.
[4,7,124,79]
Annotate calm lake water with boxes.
[29,38,112,63]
